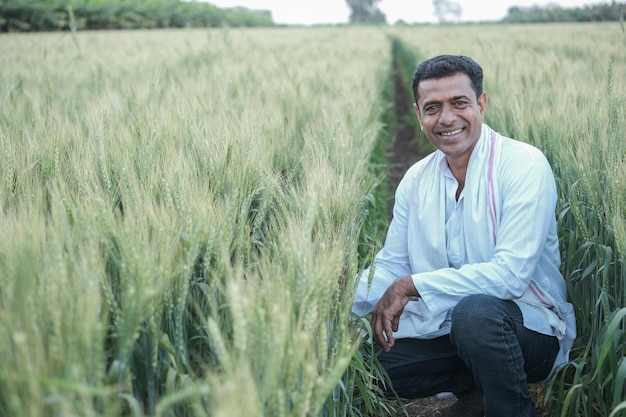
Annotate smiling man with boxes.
[352,55,576,417]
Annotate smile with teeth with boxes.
[440,128,463,136]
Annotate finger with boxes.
[375,332,389,351]
[372,313,392,351]
[392,315,400,333]
[371,312,385,348]
[383,318,395,350]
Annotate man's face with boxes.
[414,73,487,167]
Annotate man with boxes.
[352,55,576,417]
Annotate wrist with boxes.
[397,275,420,298]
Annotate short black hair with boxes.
[411,55,483,104]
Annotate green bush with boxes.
[0,0,274,32]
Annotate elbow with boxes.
[493,260,532,299]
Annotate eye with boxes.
[453,100,470,108]
[422,105,439,115]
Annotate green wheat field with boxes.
[0,22,625,417]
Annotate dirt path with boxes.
[386,59,422,217]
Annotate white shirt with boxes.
[352,124,576,376]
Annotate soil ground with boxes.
[400,395,457,416]
[386,61,423,215]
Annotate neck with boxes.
[446,157,468,201]
[446,156,468,184]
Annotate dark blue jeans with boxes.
[376,294,559,417]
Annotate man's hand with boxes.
[371,275,419,352]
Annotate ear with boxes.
[413,103,423,130]
[478,92,488,118]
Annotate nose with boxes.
[439,103,457,125]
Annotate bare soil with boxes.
[386,60,423,217]
[400,395,457,416]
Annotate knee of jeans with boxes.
[450,294,497,337]
[452,294,493,319]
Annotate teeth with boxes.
[441,129,462,136]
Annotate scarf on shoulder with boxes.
[408,124,500,271]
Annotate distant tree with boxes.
[345,0,387,23]
[433,0,462,22]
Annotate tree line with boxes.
[345,0,625,24]
[0,0,274,33]
[2,1,626,37]
[503,1,625,23]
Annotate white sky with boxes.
[206,0,610,24]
